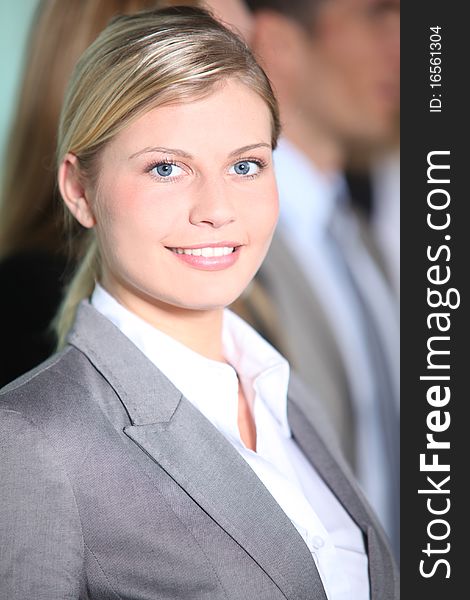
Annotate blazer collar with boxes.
[68,300,182,425]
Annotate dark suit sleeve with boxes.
[0,409,84,599]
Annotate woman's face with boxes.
[90,80,278,318]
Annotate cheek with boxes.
[95,181,183,249]
[320,21,374,84]
[244,181,279,243]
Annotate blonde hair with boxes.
[55,5,280,348]
[0,0,168,261]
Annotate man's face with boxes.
[299,0,400,145]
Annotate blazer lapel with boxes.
[287,372,384,532]
[125,399,327,600]
[288,394,370,532]
[287,375,398,599]
[68,302,327,600]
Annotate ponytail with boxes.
[53,233,100,349]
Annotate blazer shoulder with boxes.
[0,345,106,421]
[0,374,86,600]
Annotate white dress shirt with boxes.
[91,283,370,600]
[274,138,400,541]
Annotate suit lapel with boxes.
[287,373,384,532]
[288,395,370,532]
[287,375,398,599]
[68,302,326,600]
[125,398,326,600]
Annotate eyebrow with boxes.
[128,143,272,161]
[228,143,272,157]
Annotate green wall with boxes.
[0,0,39,182]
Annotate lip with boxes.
[165,241,242,271]
[166,241,241,250]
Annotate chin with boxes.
[184,279,252,310]
[346,118,394,147]
[176,270,256,310]
[366,107,398,139]
[175,290,245,312]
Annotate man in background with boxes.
[236,0,400,556]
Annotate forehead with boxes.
[324,0,400,14]
[105,80,273,159]
[310,0,400,41]
[312,0,400,17]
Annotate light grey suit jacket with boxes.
[0,301,398,600]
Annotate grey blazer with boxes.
[0,301,399,600]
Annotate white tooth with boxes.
[223,247,233,255]
[192,248,202,256]
[213,247,224,257]
[183,249,192,255]
[177,248,184,254]
[201,247,214,257]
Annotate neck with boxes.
[281,105,344,174]
[102,281,226,362]
[148,307,226,363]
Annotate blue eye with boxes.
[230,160,262,177]
[156,163,173,177]
[151,162,184,178]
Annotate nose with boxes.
[189,176,236,229]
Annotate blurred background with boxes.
[0,2,38,177]
[0,0,400,559]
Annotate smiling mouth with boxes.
[168,246,236,257]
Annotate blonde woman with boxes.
[0,7,398,599]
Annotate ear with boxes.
[58,153,96,228]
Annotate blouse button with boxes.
[312,535,325,549]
